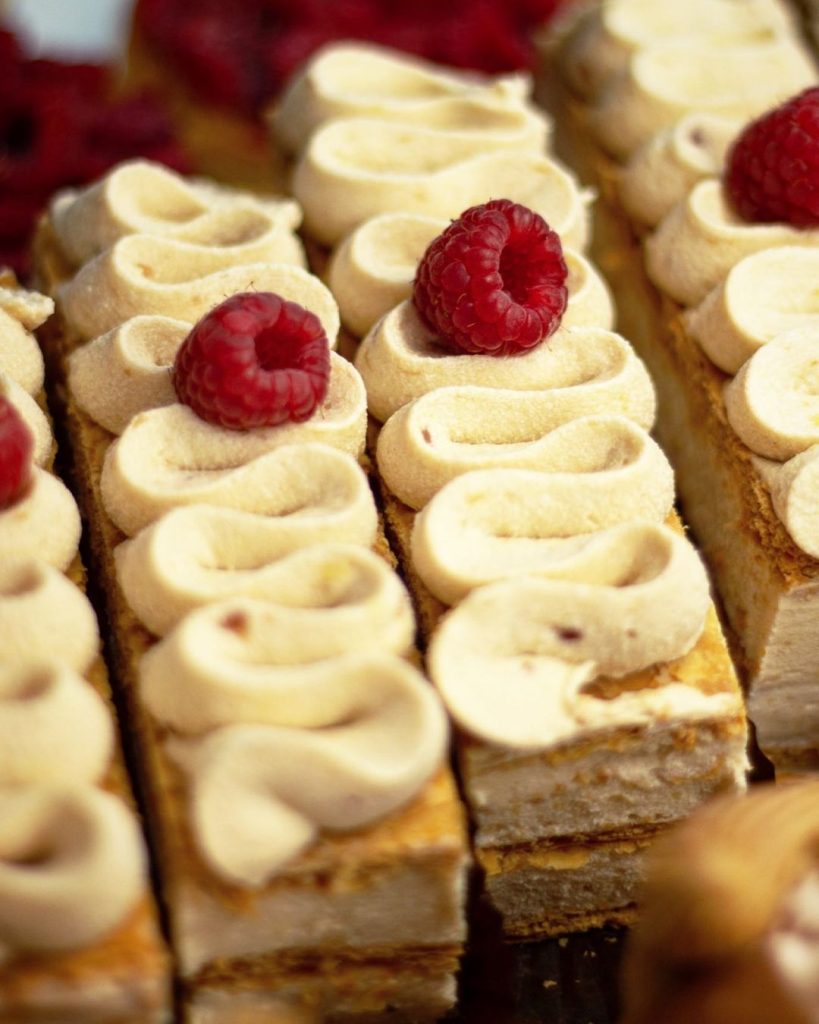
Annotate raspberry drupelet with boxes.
[726,86,819,228]
[413,199,569,357]
[173,292,330,430]
[0,394,34,509]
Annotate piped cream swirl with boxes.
[51,159,302,267]
[0,785,146,961]
[142,597,445,884]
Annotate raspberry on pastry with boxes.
[173,291,330,429]
[413,199,569,357]
[0,393,33,508]
[726,86,819,227]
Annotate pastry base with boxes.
[33,220,468,1019]
[538,67,819,774]
[367,423,746,939]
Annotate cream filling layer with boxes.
[273,41,539,155]
[294,128,590,248]
[143,598,446,885]
[0,562,99,676]
[100,360,367,536]
[334,211,611,340]
[588,37,814,159]
[0,785,146,961]
[0,666,113,787]
[51,159,302,267]
[557,0,794,101]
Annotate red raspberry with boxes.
[0,394,34,509]
[726,87,819,227]
[413,199,568,356]
[173,292,330,430]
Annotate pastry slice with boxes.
[0,274,170,1023]
[541,0,819,773]
[272,45,748,938]
[32,162,468,1022]
[622,780,819,1024]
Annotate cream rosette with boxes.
[273,41,540,154]
[0,469,82,572]
[0,785,146,961]
[426,558,724,750]
[0,562,99,676]
[619,113,740,229]
[141,597,446,884]
[332,212,612,340]
[0,666,113,787]
[68,315,188,435]
[356,286,617,423]
[2,373,52,468]
[50,159,302,267]
[412,454,675,605]
[0,281,54,395]
[589,37,815,159]
[117,506,383,636]
[293,123,590,247]
[558,0,796,102]
[58,238,323,342]
[101,354,367,535]
[646,180,819,307]
[687,247,819,374]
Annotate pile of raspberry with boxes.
[135,0,567,115]
[0,28,189,278]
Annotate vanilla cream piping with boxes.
[101,370,367,536]
[333,211,612,340]
[0,307,46,397]
[0,562,99,676]
[619,113,740,228]
[427,563,728,750]
[0,470,82,572]
[294,133,590,248]
[3,373,52,469]
[589,36,814,158]
[355,295,619,423]
[117,510,386,636]
[411,457,674,605]
[0,666,113,786]
[68,316,188,435]
[0,785,146,960]
[143,595,446,883]
[51,159,303,267]
[273,41,541,154]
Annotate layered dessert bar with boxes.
[0,274,170,1022]
[543,0,819,772]
[273,43,749,938]
[621,780,819,1024]
[33,161,468,1022]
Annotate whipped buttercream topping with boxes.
[687,247,819,374]
[145,596,446,884]
[0,281,54,334]
[332,210,612,339]
[428,556,725,749]
[51,159,303,268]
[101,366,367,535]
[646,180,819,307]
[58,240,325,342]
[274,41,540,154]
[4,374,52,469]
[0,785,146,961]
[0,469,82,572]
[559,0,797,101]
[68,316,188,435]
[754,446,819,559]
[117,504,383,636]
[0,666,113,786]
[356,295,619,424]
[589,36,815,159]
[411,456,674,604]
[0,562,99,676]
[0,307,46,397]
[294,129,590,247]
[619,113,740,228]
